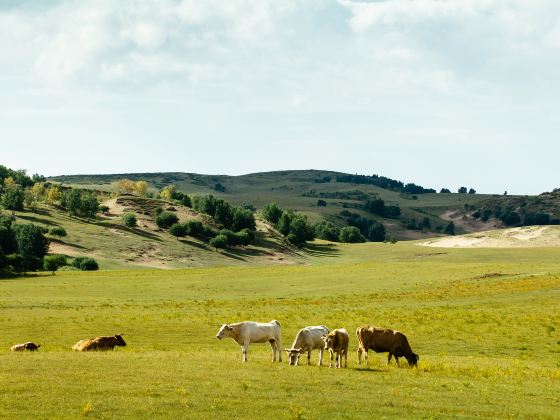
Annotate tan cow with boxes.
[356,326,419,367]
[71,334,126,351]
[10,342,40,351]
[322,328,349,368]
[216,320,282,363]
[285,325,329,366]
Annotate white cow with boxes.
[216,320,282,362]
[285,325,329,366]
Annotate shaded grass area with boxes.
[1,245,559,418]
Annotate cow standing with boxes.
[10,342,40,352]
[71,334,126,351]
[216,320,282,363]
[285,325,329,366]
[322,328,349,368]
[356,326,419,367]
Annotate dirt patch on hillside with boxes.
[440,210,501,233]
[420,226,560,248]
[49,242,95,256]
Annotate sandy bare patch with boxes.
[420,226,560,248]
[49,242,93,256]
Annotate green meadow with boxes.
[1,242,559,418]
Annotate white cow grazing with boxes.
[285,325,330,366]
[216,320,282,363]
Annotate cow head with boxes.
[114,334,126,347]
[216,324,233,340]
[406,352,419,367]
[284,348,303,365]
[25,342,40,351]
[322,334,334,350]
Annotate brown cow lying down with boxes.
[11,342,40,351]
[356,326,419,367]
[72,334,126,351]
[322,328,349,368]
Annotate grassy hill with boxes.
[50,169,537,240]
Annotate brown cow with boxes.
[10,342,40,352]
[356,326,419,367]
[72,334,126,351]
[321,328,349,368]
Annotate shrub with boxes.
[317,199,327,207]
[169,223,187,239]
[339,226,366,243]
[44,254,67,274]
[209,235,228,249]
[444,221,455,235]
[122,212,137,227]
[99,205,110,214]
[72,256,99,271]
[261,203,283,224]
[231,207,256,232]
[49,226,67,238]
[156,211,179,228]
[184,220,204,237]
[314,221,340,242]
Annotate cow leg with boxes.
[336,351,340,369]
[357,347,362,365]
[276,336,282,362]
[269,340,276,362]
[344,350,348,368]
[307,349,311,366]
[329,350,334,368]
[387,353,392,365]
[242,342,249,362]
[318,348,323,366]
[395,356,400,367]
[365,349,369,366]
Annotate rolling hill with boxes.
[49,169,560,240]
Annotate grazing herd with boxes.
[9,323,419,369]
[215,320,419,368]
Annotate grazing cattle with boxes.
[71,334,126,351]
[10,342,40,352]
[322,328,349,368]
[356,326,419,367]
[216,320,282,363]
[285,325,329,366]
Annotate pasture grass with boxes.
[1,243,559,418]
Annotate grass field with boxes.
[1,242,559,418]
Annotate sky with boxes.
[1,0,559,195]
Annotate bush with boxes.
[72,256,98,271]
[169,223,187,239]
[13,223,49,259]
[231,207,256,231]
[184,220,204,237]
[444,221,455,235]
[261,203,283,224]
[49,226,67,238]
[339,226,366,243]
[314,221,340,242]
[122,213,137,228]
[209,235,228,249]
[317,199,327,207]
[156,211,179,229]
[44,254,67,274]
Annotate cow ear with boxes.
[297,348,303,353]
[227,325,233,330]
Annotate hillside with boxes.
[49,169,529,240]
[6,195,303,270]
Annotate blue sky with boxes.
[1,0,559,194]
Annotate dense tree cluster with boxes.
[60,189,99,219]
[335,174,436,194]
[192,195,256,232]
[339,211,386,242]
[472,202,559,227]
[363,198,401,218]
[261,203,315,245]
[0,216,49,272]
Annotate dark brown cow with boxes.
[72,334,126,351]
[356,326,419,367]
[11,342,40,352]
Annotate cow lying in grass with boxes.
[11,342,40,351]
[216,320,282,362]
[322,328,349,368]
[72,334,126,351]
[356,326,419,367]
[285,325,329,366]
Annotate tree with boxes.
[366,222,386,242]
[122,213,137,227]
[261,203,283,224]
[31,183,46,204]
[80,192,99,219]
[112,179,136,194]
[46,186,61,205]
[2,184,24,213]
[468,188,476,194]
[61,189,82,216]
[339,226,366,243]
[181,195,192,208]
[156,211,179,228]
[160,185,176,201]
[49,226,67,239]
[314,221,340,241]
[209,234,228,249]
[184,220,204,237]
[317,199,327,207]
[214,183,226,193]
[364,198,385,216]
[232,207,256,232]
[444,221,455,235]
[214,200,233,227]
[458,187,468,194]
[421,217,431,229]
[169,223,187,239]
[43,254,67,275]
[135,181,148,197]
[99,205,110,214]
[439,188,451,193]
